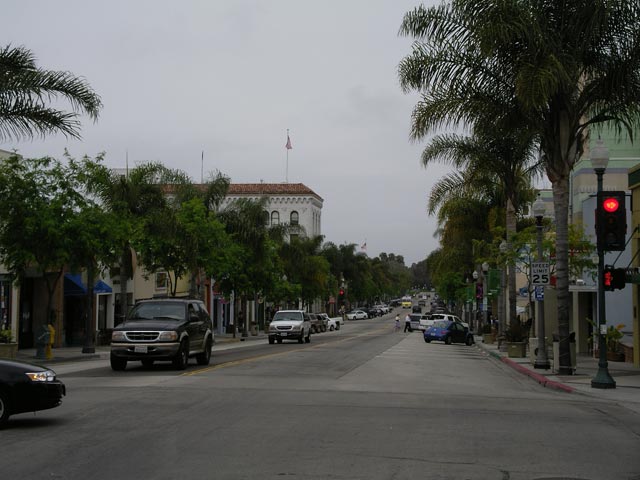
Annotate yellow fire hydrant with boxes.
[46,322,55,360]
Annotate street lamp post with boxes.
[591,139,616,389]
[482,262,489,331]
[533,194,550,369]
[472,270,479,331]
[499,240,508,337]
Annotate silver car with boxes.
[268,310,312,344]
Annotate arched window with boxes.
[262,210,270,226]
[271,211,280,225]
[290,210,299,225]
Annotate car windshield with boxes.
[272,312,302,321]
[128,303,185,321]
[433,321,449,329]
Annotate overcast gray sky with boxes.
[3,0,451,266]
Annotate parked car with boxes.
[319,313,339,331]
[110,298,214,371]
[308,313,326,333]
[268,310,312,344]
[423,320,474,345]
[419,314,434,331]
[361,306,381,317]
[0,358,66,427]
[408,313,423,331]
[346,309,368,320]
[430,313,470,331]
[373,304,390,314]
[412,305,422,314]
[326,316,341,331]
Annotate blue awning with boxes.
[64,274,113,296]
[64,273,87,297]
[94,280,112,294]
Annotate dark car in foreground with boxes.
[0,359,66,427]
[423,320,474,345]
[110,298,214,371]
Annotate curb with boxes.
[483,346,575,393]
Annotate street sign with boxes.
[531,262,550,285]
[534,285,544,301]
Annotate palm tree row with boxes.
[399,1,640,372]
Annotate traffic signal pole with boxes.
[592,165,616,389]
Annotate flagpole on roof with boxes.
[285,129,292,183]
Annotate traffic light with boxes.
[603,266,626,291]
[339,287,345,298]
[596,191,626,251]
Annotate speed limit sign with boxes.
[532,262,550,285]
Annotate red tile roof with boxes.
[227,183,322,201]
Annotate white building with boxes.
[221,183,324,238]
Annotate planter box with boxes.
[482,334,494,344]
[0,343,18,359]
[507,342,527,358]
[606,350,625,362]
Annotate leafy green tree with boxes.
[279,235,330,310]
[0,45,102,141]
[0,156,96,333]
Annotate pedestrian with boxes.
[394,314,400,332]
[404,313,411,332]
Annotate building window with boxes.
[271,211,280,225]
[263,210,270,226]
[290,211,299,225]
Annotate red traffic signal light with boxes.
[603,266,626,291]
[339,288,345,296]
[602,197,619,213]
[596,191,626,251]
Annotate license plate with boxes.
[134,345,148,353]
[280,332,288,337]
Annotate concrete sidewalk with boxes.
[13,331,269,365]
[476,339,640,406]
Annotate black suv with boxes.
[110,298,214,371]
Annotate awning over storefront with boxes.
[64,274,113,296]
[64,273,86,297]
[94,280,112,294]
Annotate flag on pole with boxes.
[286,134,292,150]
[361,241,367,252]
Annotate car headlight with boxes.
[291,324,301,331]
[268,325,276,332]
[25,370,56,382]
[111,331,126,341]
[158,331,179,341]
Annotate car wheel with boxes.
[110,353,127,371]
[0,390,10,428]
[277,338,283,344]
[172,340,189,370]
[465,336,473,346]
[305,329,311,343]
[268,337,275,344]
[196,337,212,365]
[445,336,452,345]
[424,338,431,343]
[141,359,154,368]
[329,325,335,331]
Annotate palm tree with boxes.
[399,1,640,374]
[423,130,539,333]
[83,161,171,322]
[0,45,102,142]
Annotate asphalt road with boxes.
[3,315,640,479]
